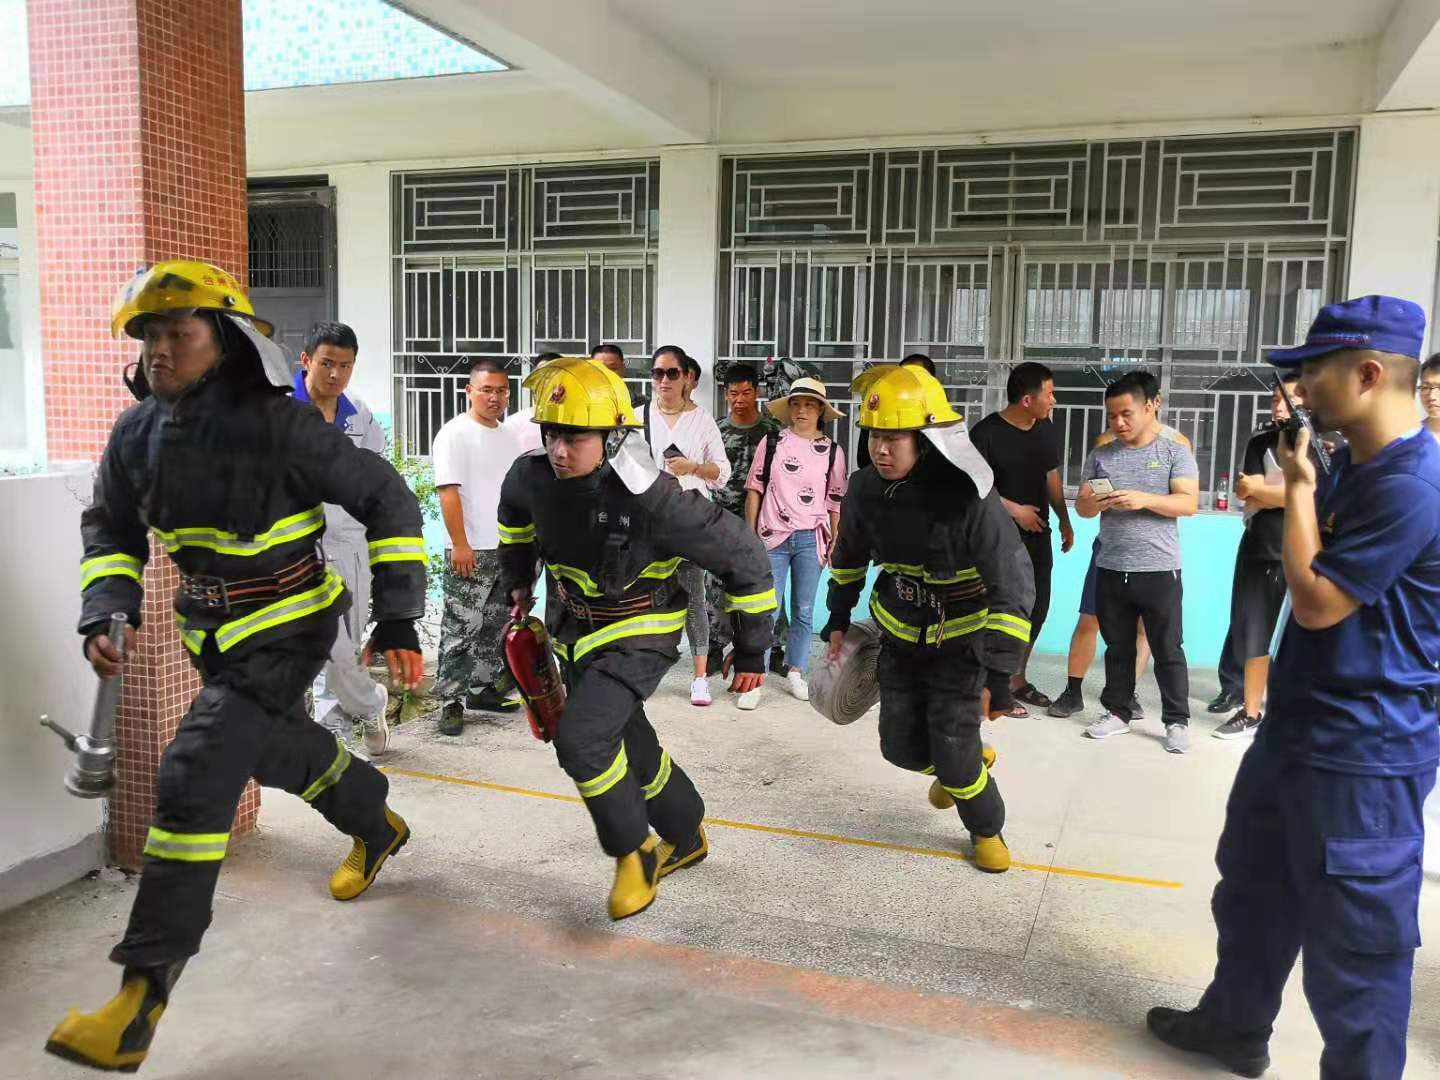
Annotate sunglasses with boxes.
[651,367,684,381]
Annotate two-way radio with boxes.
[1274,375,1333,476]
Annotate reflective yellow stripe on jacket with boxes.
[368,536,426,566]
[548,559,685,600]
[497,522,536,545]
[723,588,778,615]
[828,565,868,586]
[554,608,690,665]
[80,553,143,590]
[870,596,991,646]
[152,505,324,556]
[879,563,980,584]
[173,568,346,656]
[985,612,1032,643]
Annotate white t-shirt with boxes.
[431,412,522,549]
[504,406,544,454]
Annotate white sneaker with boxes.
[736,688,762,711]
[690,677,712,707]
[1083,713,1132,739]
[363,684,391,757]
[786,670,808,701]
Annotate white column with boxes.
[1347,115,1440,352]
[331,164,395,427]
[655,148,721,406]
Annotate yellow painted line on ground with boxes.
[382,765,1183,890]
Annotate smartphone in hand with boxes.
[1088,477,1116,495]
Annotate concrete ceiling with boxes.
[607,0,1399,81]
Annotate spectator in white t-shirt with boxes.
[432,358,528,735]
[640,345,730,706]
[504,351,561,454]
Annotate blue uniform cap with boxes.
[1267,294,1426,367]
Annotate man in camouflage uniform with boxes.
[708,362,783,669]
[433,358,525,735]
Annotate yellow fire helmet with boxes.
[524,356,644,430]
[850,363,963,431]
[110,260,274,340]
[850,363,993,496]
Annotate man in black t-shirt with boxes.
[970,362,1076,714]
[1211,375,1295,739]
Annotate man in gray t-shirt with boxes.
[1077,373,1200,751]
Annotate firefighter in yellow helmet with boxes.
[496,357,776,919]
[46,262,426,1072]
[821,364,1035,873]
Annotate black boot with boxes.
[658,825,709,879]
[46,961,185,1073]
[1146,1006,1270,1078]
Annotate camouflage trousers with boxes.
[435,548,516,708]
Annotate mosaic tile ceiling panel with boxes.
[0,0,507,107]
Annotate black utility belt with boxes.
[889,575,984,609]
[176,551,325,620]
[556,577,675,627]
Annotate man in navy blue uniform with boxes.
[1148,295,1440,1079]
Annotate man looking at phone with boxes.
[1075,371,1200,753]
[1148,295,1440,1078]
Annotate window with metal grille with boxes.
[392,161,660,457]
[249,204,328,289]
[719,131,1355,498]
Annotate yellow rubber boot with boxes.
[657,825,709,879]
[45,968,171,1073]
[972,833,1011,873]
[927,745,998,810]
[330,806,409,901]
[608,835,661,920]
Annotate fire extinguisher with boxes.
[503,615,566,742]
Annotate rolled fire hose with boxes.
[807,619,882,725]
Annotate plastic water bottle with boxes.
[1215,473,1230,512]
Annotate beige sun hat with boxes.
[766,376,846,424]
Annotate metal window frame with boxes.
[718,131,1356,497]
[391,161,660,457]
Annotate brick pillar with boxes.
[28,0,259,865]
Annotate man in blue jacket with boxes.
[1148,296,1440,1079]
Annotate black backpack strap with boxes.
[642,402,652,449]
[758,429,781,502]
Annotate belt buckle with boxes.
[183,574,231,616]
[893,575,921,605]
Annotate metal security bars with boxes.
[392,161,660,456]
[719,131,1355,496]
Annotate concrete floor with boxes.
[5,650,1440,1079]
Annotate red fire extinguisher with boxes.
[503,616,566,742]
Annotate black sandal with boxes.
[1013,683,1053,709]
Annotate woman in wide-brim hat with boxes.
[737,377,849,710]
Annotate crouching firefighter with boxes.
[497,357,776,920]
[46,261,426,1073]
[822,364,1035,873]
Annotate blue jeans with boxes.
[765,529,821,676]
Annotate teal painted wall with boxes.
[791,511,1243,669]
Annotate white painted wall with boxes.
[0,470,104,910]
[655,148,721,402]
[1347,113,1440,351]
[0,137,45,469]
[330,164,395,425]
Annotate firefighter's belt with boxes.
[561,592,656,625]
[178,551,324,619]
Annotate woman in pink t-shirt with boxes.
[741,378,847,709]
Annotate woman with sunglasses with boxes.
[640,346,731,706]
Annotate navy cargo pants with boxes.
[1197,738,1433,1079]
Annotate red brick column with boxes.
[28,0,258,864]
